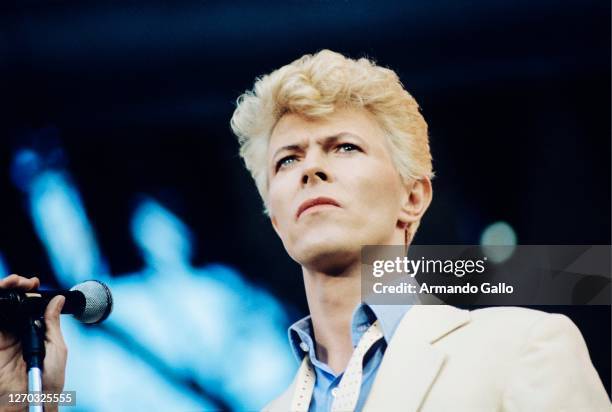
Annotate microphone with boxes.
[0,280,113,324]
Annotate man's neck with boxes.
[302,260,361,375]
[300,230,407,374]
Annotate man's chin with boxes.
[292,239,360,273]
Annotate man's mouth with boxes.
[296,197,341,219]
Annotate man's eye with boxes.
[336,143,360,153]
[276,155,297,171]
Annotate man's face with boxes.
[267,107,408,270]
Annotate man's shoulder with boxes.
[405,305,555,334]
[417,305,587,358]
[465,306,577,336]
[403,305,579,347]
[468,305,550,325]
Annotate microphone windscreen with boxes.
[70,280,113,324]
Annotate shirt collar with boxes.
[357,303,411,345]
[288,302,411,363]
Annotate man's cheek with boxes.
[354,179,386,207]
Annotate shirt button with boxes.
[299,342,309,352]
[331,387,339,397]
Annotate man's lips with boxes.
[296,197,341,219]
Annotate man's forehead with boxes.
[268,109,382,152]
[270,113,334,141]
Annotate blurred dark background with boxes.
[1,0,610,402]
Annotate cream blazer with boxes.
[263,305,610,412]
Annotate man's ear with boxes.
[398,176,433,229]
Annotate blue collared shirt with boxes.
[288,303,412,412]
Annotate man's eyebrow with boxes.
[271,132,366,160]
[271,144,304,161]
[320,132,366,145]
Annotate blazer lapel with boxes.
[363,305,471,412]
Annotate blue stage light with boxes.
[13,148,296,411]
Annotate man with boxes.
[229,49,610,411]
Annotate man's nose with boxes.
[301,153,330,186]
[301,169,328,185]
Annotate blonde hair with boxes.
[230,49,433,218]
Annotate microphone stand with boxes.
[21,315,45,412]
